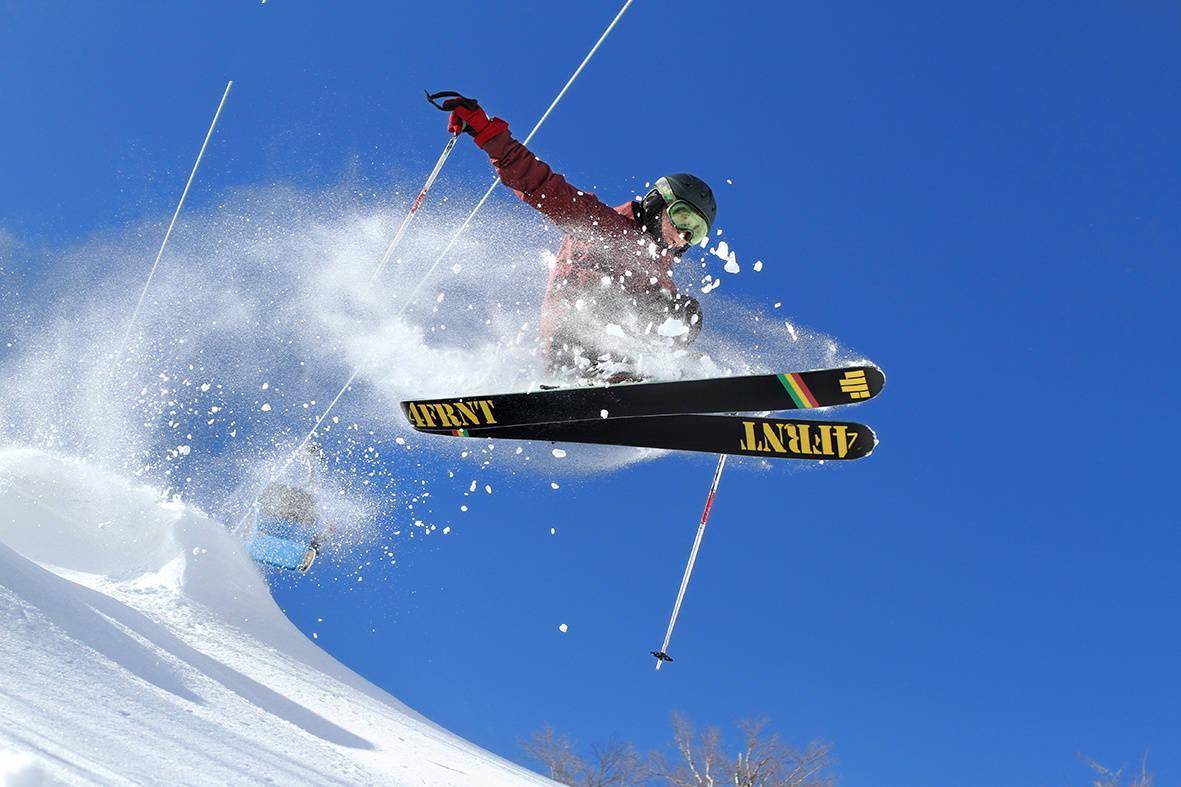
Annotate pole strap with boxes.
[424,90,478,111]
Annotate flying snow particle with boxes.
[460,505,468,512]
[261,382,269,390]
[484,484,492,494]
[657,317,690,337]
[710,242,739,274]
[785,322,799,341]
[260,403,271,412]
[558,624,568,633]
[550,527,557,536]
[774,302,782,309]
[550,482,560,490]
[600,409,609,419]
[552,448,567,458]
[604,323,626,338]
[443,526,451,535]
[753,260,763,272]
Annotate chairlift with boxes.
[247,483,325,573]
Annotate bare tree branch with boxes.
[522,723,653,787]
[1081,751,1154,787]
[649,713,834,787]
[522,724,584,786]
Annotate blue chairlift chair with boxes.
[247,483,324,573]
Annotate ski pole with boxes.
[653,453,728,670]
[369,124,462,282]
[234,127,460,538]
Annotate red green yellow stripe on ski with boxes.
[777,372,820,409]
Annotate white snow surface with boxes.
[0,447,551,786]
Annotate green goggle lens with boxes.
[666,201,709,245]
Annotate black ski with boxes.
[436,414,876,461]
[401,365,884,432]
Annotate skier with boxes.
[440,93,716,381]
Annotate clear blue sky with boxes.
[3,1,1180,783]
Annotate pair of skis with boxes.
[402,364,885,669]
[400,365,885,461]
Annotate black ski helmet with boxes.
[645,173,716,231]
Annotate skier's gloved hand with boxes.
[639,288,703,344]
[442,96,509,149]
[671,293,703,344]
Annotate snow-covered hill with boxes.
[0,447,551,786]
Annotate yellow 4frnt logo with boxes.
[839,369,873,400]
[738,419,864,459]
[404,399,498,430]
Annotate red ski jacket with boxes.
[480,130,696,375]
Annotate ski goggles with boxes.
[656,179,710,245]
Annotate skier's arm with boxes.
[480,132,631,237]
[443,96,630,237]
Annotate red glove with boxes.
[442,97,509,149]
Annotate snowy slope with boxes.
[0,447,551,786]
